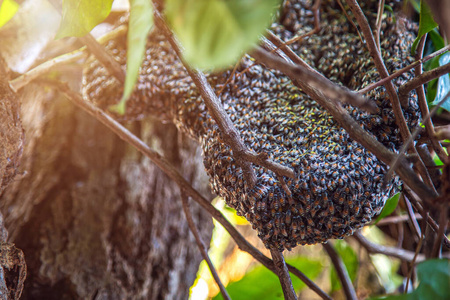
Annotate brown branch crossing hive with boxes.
[82,0,420,251]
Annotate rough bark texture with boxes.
[0,78,214,299]
[0,56,23,197]
[0,55,26,300]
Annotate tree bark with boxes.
[0,79,214,299]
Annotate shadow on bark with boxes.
[0,78,214,299]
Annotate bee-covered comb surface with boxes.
[83,0,420,251]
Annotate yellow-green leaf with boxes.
[56,0,113,38]
[110,0,153,115]
[165,0,280,71]
[0,0,19,28]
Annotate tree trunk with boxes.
[0,79,214,299]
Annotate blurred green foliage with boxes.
[110,0,153,115]
[164,0,280,70]
[56,0,113,38]
[213,256,323,300]
[371,259,450,300]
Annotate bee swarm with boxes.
[83,0,420,251]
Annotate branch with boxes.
[284,0,321,46]
[152,7,295,188]
[53,82,332,300]
[344,0,436,200]
[403,186,450,249]
[181,195,230,300]
[353,231,427,262]
[404,195,422,239]
[79,34,126,83]
[9,25,127,92]
[344,0,410,138]
[376,213,423,226]
[412,35,447,165]
[399,62,450,99]
[48,0,125,83]
[270,248,297,300]
[405,230,424,292]
[385,90,450,191]
[263,32,378,113]
[358,44,450,95]
[251,44,438,204]
[322,243,358,300]
[374,0,385,51]
[431,202,449,258]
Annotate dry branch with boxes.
[181,195,230,300]
[54,82,332,300]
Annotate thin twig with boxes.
[270,248,297,300]
[353,231,426,262]
[416,144,444,187]
[431,202,449,258]
[9,25,127,92]
[385,90,450,188]
[376,213,423,226]
[261,34,378,113]
[435,125,450,141]
[54,82,332,300]
[345,0,435,198]
[48,0,125,83]
[323,243,358,300]
[79,34,126,83]
[403,186,450,249]
[358,44,450,94]
[344,0,411,139]
[284,0,321,46]
[251,43,438,203]
[374,0,385,51]
[399,62,450,99]
[404,196,422,239]
[337,0,364,45]
[181,195,230,300]
[153,7,296,188]
[405,229,424,293]
[431,161,450,257]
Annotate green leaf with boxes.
[110,0,153,115]
[371,259,450,300]
[411,0,438,55]
[431,53,450,111]
[165,0,280,70]
[374,193,401,224]
[407,0,420,13]
[56,0,114,38]
[429,29,445,51]
[214,256,323,300]
[0,0,19,28]
[329,241,359,293]
[424,53,442,104]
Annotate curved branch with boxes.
[270,248,297,300]
[251,45,438,203]
[358,45,450,94]
[54,82,332,300]
[181,195,230,300]
[323,243,357,300]
[152,7,295,188]
[353,231,427,262]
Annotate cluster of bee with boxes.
[83,0,420,251]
